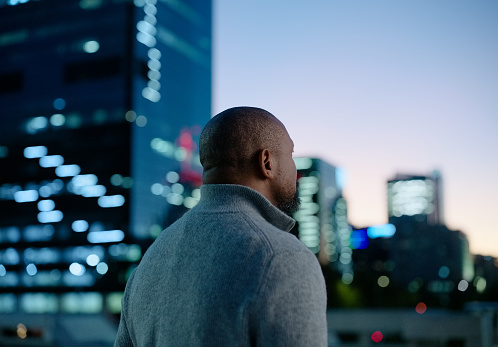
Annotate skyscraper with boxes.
[0,0,211,319]
[386,171,474,304]
[293,157,353,282]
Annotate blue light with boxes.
[37,211,63,224]
[97,195,125,208]
[39,184,54,198]
[0,146,8,158]
[86,254,100,266]
[80,185,107,197]
[7,0,30,5]
[26,264,37,276]
[137,20,156,35]
[350,229,369,249]
[24,225,54,242]
[39,155,64,168]
[55,164,81,177]
[69,263,86,276]
[23,247,60,264]
[367,224,396,239]
[50,114,65,126]
[23,146,48,159]
[14,190,39,203]
[294,158,313,170]
[62,271,95,287]
[53,98,66,110]
[96,262,108,275]
[136,32,156,47]
[1,248,20,265]
[87,230,125,244]
[335,167,347,190]
[1,227,21,243]
[37,199,55,212]
[26,117,48,133]
[166,171,179,183]
[148,48,161,60]
[72,220,89,232]
[82,40,100,53]
[71,174,98,187]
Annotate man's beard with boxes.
[276,185,301,216]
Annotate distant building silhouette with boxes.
[387,170,443,225]
[0,0,211,320]
[292,157,353,281]
[386,171,474,306]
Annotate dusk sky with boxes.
[212,1,498,257]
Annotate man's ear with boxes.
[258,149,274,179]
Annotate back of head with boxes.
[200,106,284,184]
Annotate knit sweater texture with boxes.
[114,184,327,346]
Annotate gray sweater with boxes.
[114,184,327,346]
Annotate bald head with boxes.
[200,107,287,184]
[200,106,300,214]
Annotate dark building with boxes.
[473,255,498,300]
[0,0,211,320]
[389,221,474,295]
[293,157,353,281]
[386,172,474,306]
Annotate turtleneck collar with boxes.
[194,184,296,232]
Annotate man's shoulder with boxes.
[235,210,310,255]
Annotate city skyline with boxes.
[213,1,498,257]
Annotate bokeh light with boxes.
[415,302,427,314]
[377,275,390,288]
[371,331,383,343]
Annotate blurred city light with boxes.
[415,302,427,314]
[371,331,383,343]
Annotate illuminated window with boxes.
[97,195,125,208]
[72,220,89,232]
[0,294,16,313]
[82,40,100,53]
[61,292,102,313]
[23,146,48,159]
[20,293,58,313]
[87,230,125,243]
[39,155,64,168]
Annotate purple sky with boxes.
[213,0,498,257]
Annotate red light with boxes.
[415,302,427,314]
[371,331,383,343]
[178,129,194,151]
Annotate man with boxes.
[114,107,328,346]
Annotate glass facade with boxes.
[292,157,353,280]
[0,0,211,315]
[387,171,443,225]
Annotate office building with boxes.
[387,171,443,226]
[293,157,353,281]
[0,0,211,318]
[386,171,474,305]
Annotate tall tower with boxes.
[386,171,473,302]
[293,157,353,282]
[0,0,211,318]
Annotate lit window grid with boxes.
[388,179,435,217]
[0,243,141,291]
[0,291,124,315]
[0,143,135,294]
[294,172,352,268]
